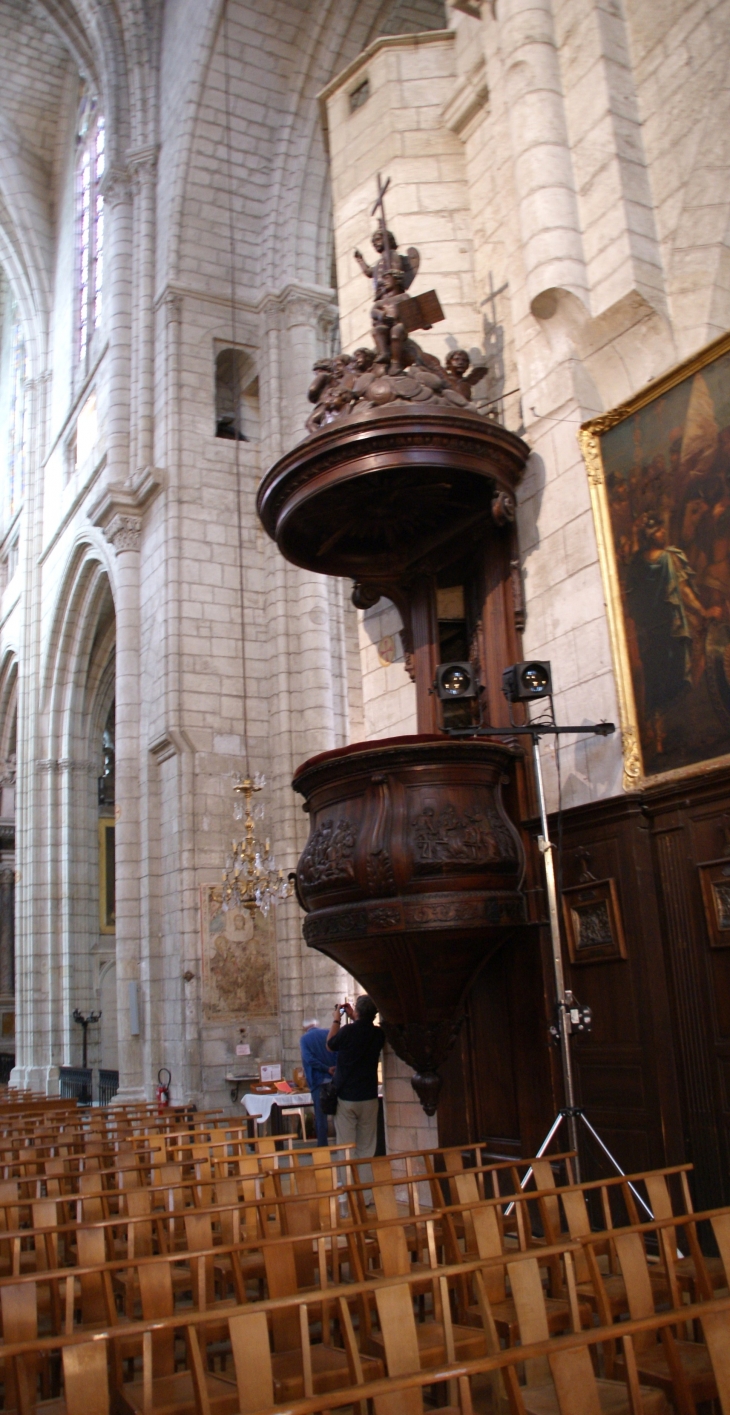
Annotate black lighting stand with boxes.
[445,712,653,1215]
[72,1009,101,1071]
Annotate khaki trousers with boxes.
[334,1097,379,1159]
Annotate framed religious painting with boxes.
[580,331,730,787]
[199,885,279,1021]
[561,877,627,965]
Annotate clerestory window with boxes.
[76,98,105,368]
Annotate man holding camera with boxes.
[326,995,384,1158]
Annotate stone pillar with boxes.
[13,363,53,1094]
[128,150,158,476]
[498,0,589,314]
[100,169,133,485]
[258,285,353,1067]
[103,514,144,1100]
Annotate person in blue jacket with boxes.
[299,1018,334,1147]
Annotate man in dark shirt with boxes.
[326,994,384,1157]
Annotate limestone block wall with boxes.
[3,0,453,1107]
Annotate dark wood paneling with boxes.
[439,767,730,1205]
[438,927,556,1154]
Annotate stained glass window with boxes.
[77,100,105,366]
[7,316,26,519]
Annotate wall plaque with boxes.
[561,877,627,965]
[698,857,730,948]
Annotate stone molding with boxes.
[126,145,159,182]
[441,57,489,137]
[104,515,142,554]
[34,759,97,775]
[450,0,485,16]
[99,167,131,207]
[88,467,164,554]
[148,732,182,765]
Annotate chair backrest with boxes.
[455,1194,506,1303]
[62,1339,110,1415]
[531,1159,562,1241]
[262,1239,304,1351]
[31,1199,60,1271]
[373,1282,423,1415]
[376,1219,413,1278]
[137,1259,176,1376]
[229,1310,275,1413]
[1,1279,39,1412]
[712,1213,730,1286]
[125,1186,154,1258]
[643,1174,674,1221]
[76,1225,111,1325]
[560,1189,593,1282]
[612,1230,656,1353]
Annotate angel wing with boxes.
[404,246,420,289]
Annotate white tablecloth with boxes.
[241,1091,312,1124]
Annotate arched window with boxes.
[214,346,259,441]
[76,96,105,367]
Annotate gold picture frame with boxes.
[580,330,730,789]
[698,857,730,948]
[98,819,115,934]
[561,877,627,965]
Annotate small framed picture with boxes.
[259,1062,282,1083]
[698,858,730,948]
[561,878,627,965]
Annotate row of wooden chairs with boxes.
[0,1098,726,1414]
[1,1221,730,1414]
[0,1162,728,1408]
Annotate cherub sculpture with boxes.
[305,383,357,436]
[307,353,353,407]
[443,349,488,401]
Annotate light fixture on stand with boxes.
[220,775,293,918]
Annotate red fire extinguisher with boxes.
[156,1068,171,1111]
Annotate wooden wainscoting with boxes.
[438,766,730,1210]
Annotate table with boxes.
[241,1090,313,1139]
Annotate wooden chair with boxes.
[598,1228,718,1411]
[363,1254,487,1371]
[503,1252,670,1415]
[643,1169,727,1300]
[445,1192,591,1346]
[559,1183,670,1320]
[36,1340,111,1415]
[113,1257,239,1415]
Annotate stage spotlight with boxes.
[435,662,478,700]
[502,660,552,703]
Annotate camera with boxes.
[338,1004,348,1015]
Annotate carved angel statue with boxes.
[443,349,489,401]
[354,228,419,299]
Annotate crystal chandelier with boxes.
[220,774,293,917]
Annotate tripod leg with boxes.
[578,1113,653,1219]
[504,1112,565,1216]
